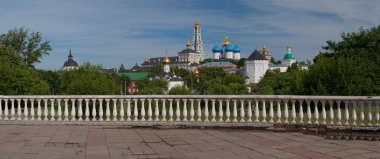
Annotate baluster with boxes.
[50,99,55,121]
[299,100,304,124]
[99,99,104,121]
[175,99,180,122]
[225,99,231,122]
[133,99,138,121]
[168,99,173,121]
[10,99,15,120]
[78,99,83,121]
[376,101,379,127]
[57,99,62,121]
[262,100,267,123]
[211,99,216,122]
[17,99,21,120]
[321,100,326,125]
[154,99,159,121]
[140,99,146,121]
[161,99,166,121]
[306,100,311,124]
[43,99,48,121]
[126,99,131,121]
[0,99,2,120]
[24,99,29,121]
[329,101,334,126]
[63,99,68,121]
[112,99,117,121]
[4,99,9,120]
[218,99,223,122]
[247,100,252,122]
[147,99,152,121]
[196,99,202,122]
[352,101,357,126]
[204,99,209,122]
[367,101,373,127]
[37,99,42,121]
[337,101,342,126]
[183,99,188,122]
[283,100,288,124]
[291,100,296,124]
[232,99,237,122]
[85,99,90,121]
[105,99,111,121]
[91,99,97,121]
[344,101,349,126]
[190,99,195,122]
[314,100,319,125]
[269,99,274,124]
[276,100,282,124]
[120,99,125,121]
[240,100,245,122]
[71,99,76,121]
[359,101,365,126]
[254,100,259,123]
[30,99,35,120]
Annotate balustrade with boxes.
[0,95,378,128]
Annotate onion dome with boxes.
[194,21,200,29]
[224,44,234,52]
[163,54,170,64]
[63,49,79,67]
[222,36,230,47]
[212,44,222,53]
[233,44,240,53]
[194,69,199,75]
[186,40,191,49]
[283,53,294,60]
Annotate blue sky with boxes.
[0,0,379,70]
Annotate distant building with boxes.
[244,44,297,83]
[118,72,150,94]
[200,61,240,73]
[150,54,184,92]
[62,49,79,71]
[128,81,138,94]
[141,22,204,70]
[212,36,241,60]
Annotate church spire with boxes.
[192,21,204,60]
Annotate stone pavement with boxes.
[0,125,379,159]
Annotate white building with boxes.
[150,54,184,92]
[244,45,297,84]
[212,36,241,60]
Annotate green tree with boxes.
[36,70,60,95]
[137,78,167,95]
[168,86,191,95]
[0,27,52,68]
[59,62,118,95]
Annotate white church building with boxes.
[244,44,296,84]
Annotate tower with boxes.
[193,21,204,61]
[163,50,170,73]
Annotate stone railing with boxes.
[0,95,379,128]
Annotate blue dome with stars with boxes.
[212,44,222,53]
[224,44,234,52]
[233,44,240,53]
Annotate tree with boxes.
[168,86,191,95]
[137,78,167,95]
[59,62,118,95]
[0,45,49,95]
[36,70,60,95]
[0,27,52,68]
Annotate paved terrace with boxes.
[0,125,379,159]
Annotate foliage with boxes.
[59,62,118,95]
[0,27,52,68]
[168,86,191,95]
[0,45,49,95]
[36,70,60,95]
[136,78,167,95]
[119,64,126,73]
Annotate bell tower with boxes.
[193,21,204,61]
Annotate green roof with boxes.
[283,53,294,60]
[117,72,150,81]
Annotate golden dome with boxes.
[186,40,191,49]
[287,43,292,49]
[163,54,170,64]
[222,36,230,47]
[194,69,199,74]
[194,21,200,29]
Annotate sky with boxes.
[0,0,379,70]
